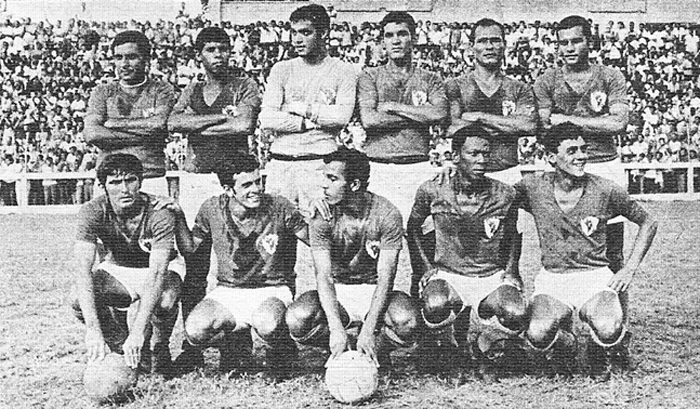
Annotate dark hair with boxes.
[96,153,144,185]
[195,27,231,53]
[112,30,151,57]
[452,123,491,153]
[290,4,330,35]
[557,15,592,41]
[323,147,370,191]
[542,123,586,153]
[215,154,260,187]
[470,18,505,43]
[380,11,416,37]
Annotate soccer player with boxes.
[259,4,356,215]
[357,11,449,224]
[446,18,537,185]
[85,31,175,197]
[533,15,630,274]
[407,124,528,382]
[167,27,261,371]
[160,154,307,379]
[515,124,657,379]
[285,148,422,371]
[70,154,183,375]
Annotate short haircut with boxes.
[557,15,592,41]
[323,147,370,191]
[542,123,586,153]
[195,27,231,53]
[452,123,491,153]
[215,154,260,188]
[112,30,151,57]
[96,153,144,185]
[290,4,330,34]
[470,18,505,43]
[380,11,416,37]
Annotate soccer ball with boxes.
[325,350,379,404]
[83,353,138,403]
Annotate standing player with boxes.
[446,18,537,185]
[407,124,528,381]
[357,11,449,224]
[515,124,657,379]
[167,27,261,371]
[85,31,175,197]
[161,155,307,379]
[534,15,630,274]
[70,154,183,375]
[259,4,356,214]
[285,148,422,371]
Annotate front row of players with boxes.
[72,123,656,386]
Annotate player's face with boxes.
[382,22,413,61]
[557,26,589,67]
[321,161,349,206]
[472,25,505,68]
[553,136,589,178]
[291,20,325,58]
[229,169,263,209]
[200,41,230,77]
[456,137,491,180]
[104,173,141,211]
[113,43,147,85]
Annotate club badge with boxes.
[580,216,600,237]
[138,237,153,253]
[411,90,428,106]
[484,217,502,239]
[141,107,156,118]
[590,91,607,113]
[365,240,381,259]
[222,105,238,117]
[260,234,279,256]
[318,88,337,105]
[502,100,516,116]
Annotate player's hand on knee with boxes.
[608,266,635,293]
[419,268,439,292]
[325,328,349,367]
[122,332,145,369]
[356,329,378,368]
[85,328,110,362]
[310,198,332,221]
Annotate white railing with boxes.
[1,164,699,214]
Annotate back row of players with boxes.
[71,4,658,384]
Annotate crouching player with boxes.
[162,155,307,379]
[285,148,422,371]
[71,154,183,375]
[515,124,657,379]
[407,124,528,382]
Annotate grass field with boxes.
[1,201,699,409]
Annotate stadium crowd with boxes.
[1,13,700,205]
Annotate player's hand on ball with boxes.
[608,266,635,293]
[122,332,145,369]
[326,328,349,366]
[85,328,110,362]
[356,330,379,367]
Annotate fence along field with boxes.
[1,201,699,408]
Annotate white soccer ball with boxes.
[83,352,138,403]
[325,350,379,404]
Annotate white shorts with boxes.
[178,172,223,229]
[426,270,510,312]
[93,176,169,199]
[204,285,293,331]
[335,284,376,323]
[533,267,617,311]
[368,161,438,225]
[264,158,324,218]
[97,256,185,303]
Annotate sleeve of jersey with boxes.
[191,202,212,242]
[315,62,356,127]
[357,69,378,109]
[533,73,553,111]
[156,81,176,110]
[427,73,449,111]
[237,78,262,112]
[75,201,101,243]
[259,62,302,132]
[149,210,176,251]
[85,84,108,120]
[309,215,333,251]
[379,205,404,251]
[607,69,628,107]
[515,83,538,120]
[171,81,196,114]
[409,181,432,225]
[445,79,461,106]
[609,183,648,225]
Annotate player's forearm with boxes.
[167,113,227,133]
[313,251,346,332]
[131,254,169,337]
[625,217,658,271]
[561,114,628,135]
[74,242,100,330]
[200,115,257,136]
[174,212,198,255]
[360,108,411,130]
[259,108,304,133]
[311,103,354,129]
[84,124,148,149]
[406,216,433,271]
[105,116,168,135]
[391,103,447,124]
[363,264,395,335]
[478,113,537,136]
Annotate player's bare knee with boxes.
[589,314,624,344]
[421,279,454,325]
[526,319,560,349]
[285,290,324,339]
[252,297,288,340]
[184,302,229,345]
[385,292,421,342]
[158,271,182,312]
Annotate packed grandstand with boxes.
[0,13,698,205]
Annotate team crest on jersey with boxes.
[365,240,381,259]
[580,216,600,236]
[259,234,279,256]
[138,237,153,253]
[222,105,239,117]
[590,91,607,113]
[484,217,502,239]
[318,88,337,105]
[502,100,516,116]
[411,90,428,106]
[141,107,156,118]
